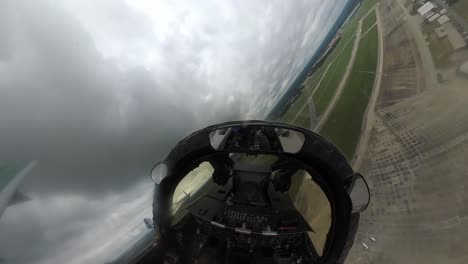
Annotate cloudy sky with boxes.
[0,0,347,263]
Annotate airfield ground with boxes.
[362,10,377,33]
[280,0,378,134]
[285,0,380,258]
[319,26,379,160]
[347,0,468,262]
[283,0,468,262]
[279,0,379,159]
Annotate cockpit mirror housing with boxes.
[151,162,168,184]
[349,173,370,213]
[209,125,305,154]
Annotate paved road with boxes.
[314,18,364,132]
[291,5,379,130]
[290,19,366,124]
[360,22,378,39]
[353,6,385,170]
[311,64,332,97]
[308,98,316,130]
[395,0,439,89]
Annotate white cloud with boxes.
[0,181,154,264]
[60,0,347,118]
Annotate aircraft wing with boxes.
[0,161,37,218]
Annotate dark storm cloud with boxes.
[0,0,241,196]
[0,0,347,263]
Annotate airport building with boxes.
[410,0,468,72]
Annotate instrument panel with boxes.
[186,194,311,237]
[183,167,317,263]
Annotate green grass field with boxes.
[312,39,355,116]
[310,0,377,117]
[305,70,325,95]
[277,0,377,128]
[319,26,379,160]
[362,10,376,33]
[280,105,311,128]
[279,73,324,126]
[321,0,377,64]
[294,108,311,128]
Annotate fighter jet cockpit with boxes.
[138,121,370,264]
